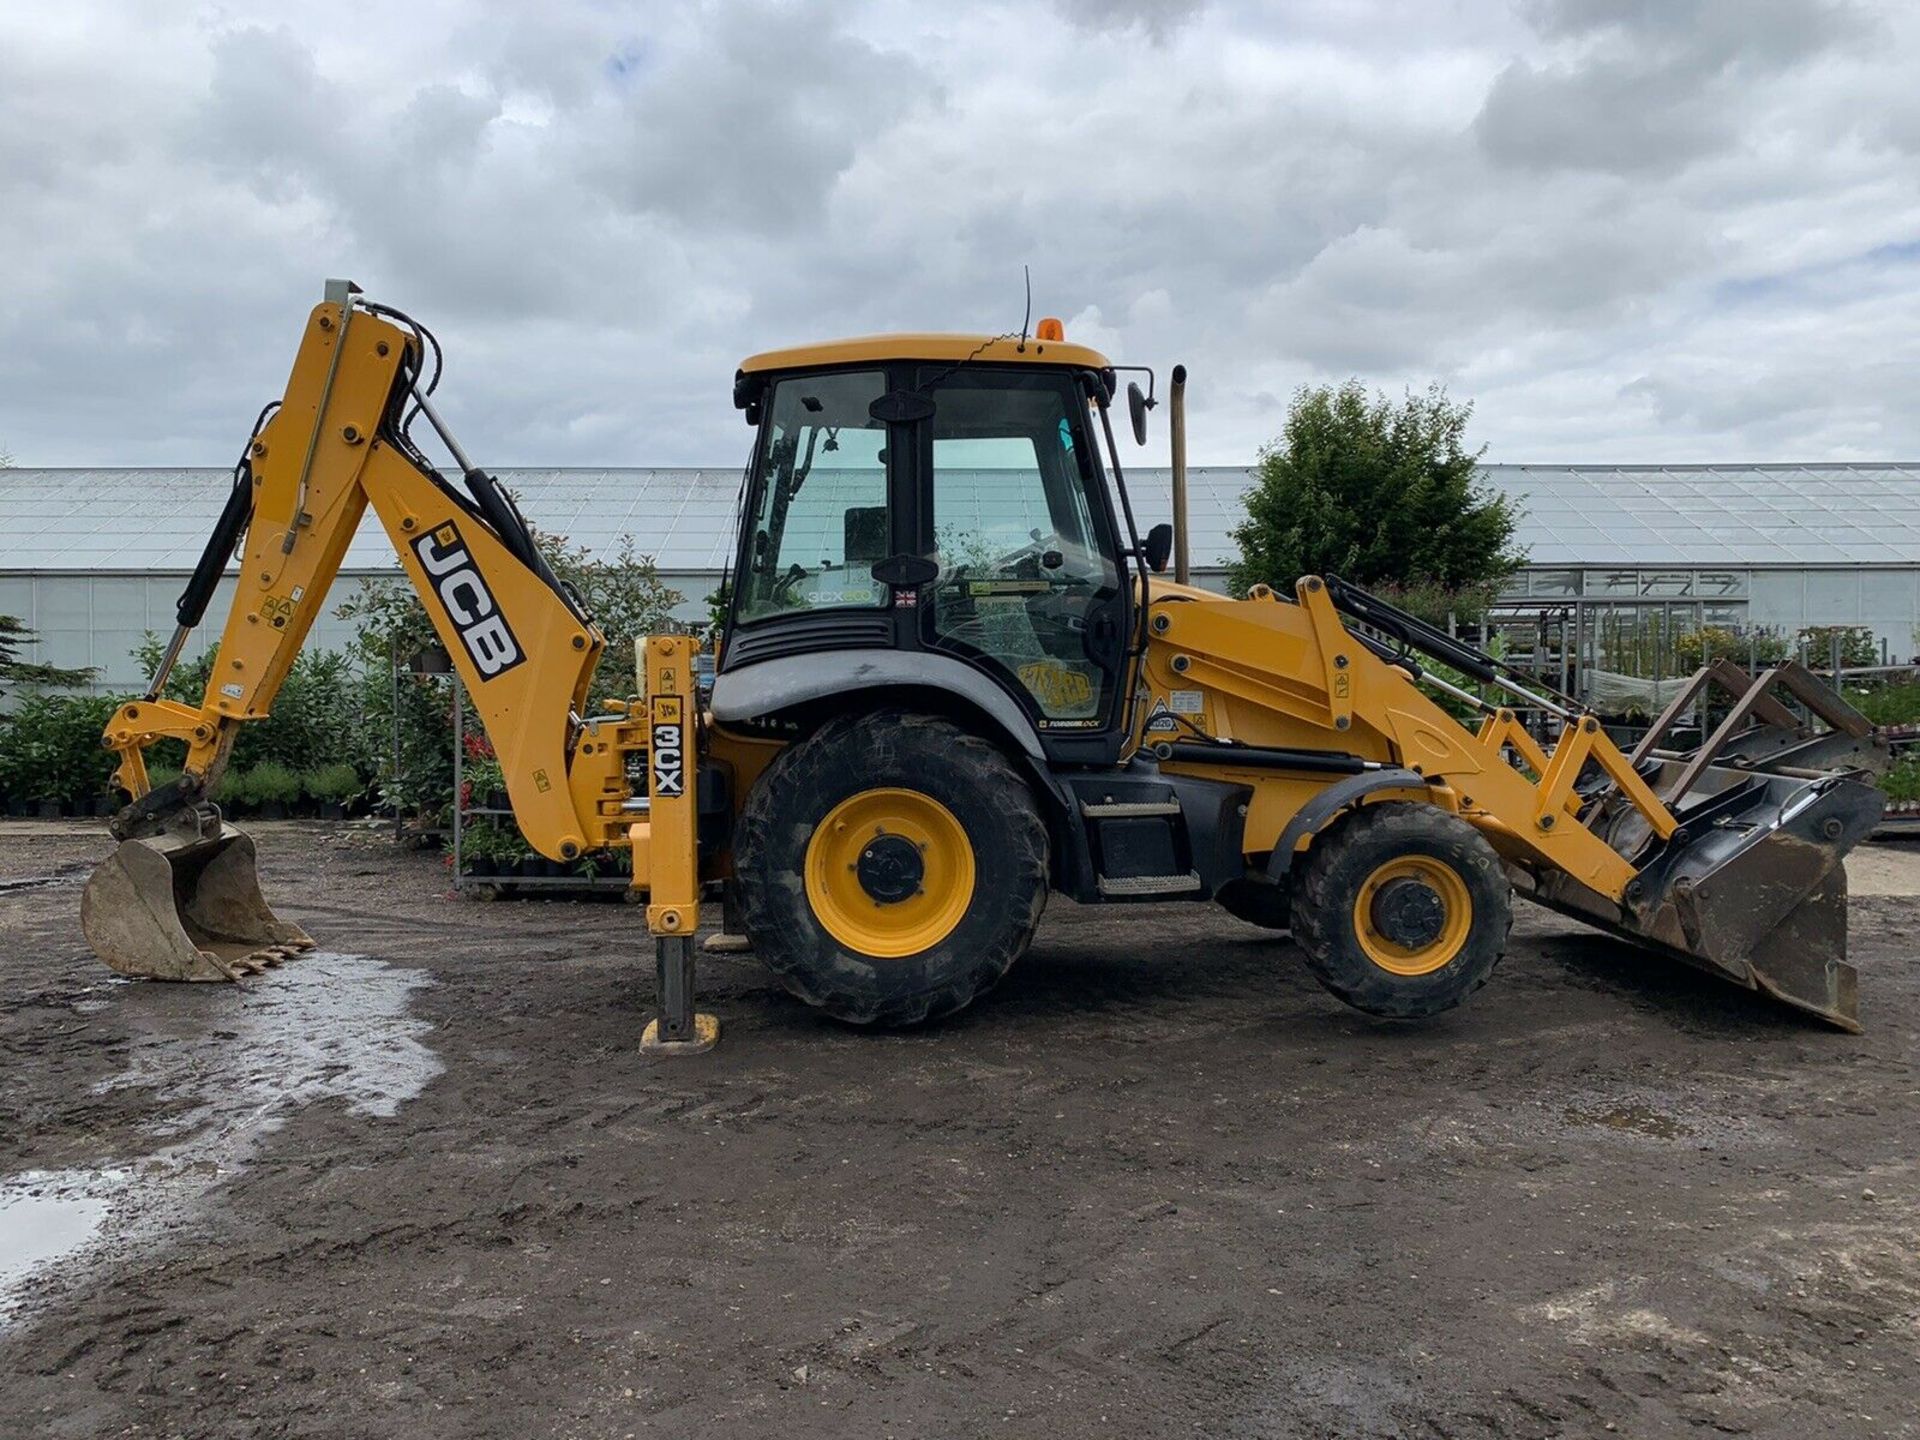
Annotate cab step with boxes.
[1097,871,1205,897]
[1079,799,1183,818]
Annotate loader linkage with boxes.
[1317,577,1887,1029]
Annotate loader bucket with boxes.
[81,818,313,981]
[1529,766,1883,1030]
[1523,658,1890,1031]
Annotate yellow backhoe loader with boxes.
[82,282,1890,1050]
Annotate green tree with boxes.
[0,616,95,695]
[543,532,685,702]
[1227,380,1524,622]
[705,579,733,639]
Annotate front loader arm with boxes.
[104,288,623,862]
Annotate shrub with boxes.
[1853,682,1920,729]
[248,761,303,807]
[1673,625,1790,670]
[1880,754,1920,804]
[458,818,531,869]
[1797,625,1878,670]
[1227,380,1523,621]
[303,762,363,803]
[213,766,253,808]
[130,637,371,782]
[0,692,127,807]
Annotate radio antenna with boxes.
[1018,265,1032,352]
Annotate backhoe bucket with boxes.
[82,817,313,981]
[1525,660,1889,1031]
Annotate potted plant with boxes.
[304,762,364,820]
[214,766,254,816]
[458,825,495,879]
[248,761,303,820]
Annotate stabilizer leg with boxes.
[641,935,720,1055]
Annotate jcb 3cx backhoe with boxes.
[83,281,1890,1050]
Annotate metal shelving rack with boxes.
[449,671,631,895]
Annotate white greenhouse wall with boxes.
[1747,568,1920,656]
[0,568,717,693]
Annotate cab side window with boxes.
[739,370,889,622]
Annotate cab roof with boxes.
[738,332,1114,375]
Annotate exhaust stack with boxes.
[1169,364,1190,585]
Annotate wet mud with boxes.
[3,821,1918,1438]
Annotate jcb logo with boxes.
[650,695,685,799]
[413,522,525,678]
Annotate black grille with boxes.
[722,614,894,669]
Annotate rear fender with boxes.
[709,650,1093,891]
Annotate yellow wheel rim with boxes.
[803,788,976,958]
[1352,856,1473,977]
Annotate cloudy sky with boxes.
[3,0,1918,471]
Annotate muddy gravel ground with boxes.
[1,820,1917,1439]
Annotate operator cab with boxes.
[723,328,1147,764]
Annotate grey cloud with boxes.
[1524,0,1872,67]
[1054,0,1206,43]
[190,26,347,200]
[1478,0,1875,175]
[579,6,937,235]
[1474,58,1731,175]
[0,0,1917,474]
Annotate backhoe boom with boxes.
[83,284,647,980]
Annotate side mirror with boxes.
[1142,523,1173,574]
[1127,382,1151,446]
[871,553,940,588]
[870,391,937,425]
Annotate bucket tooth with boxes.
[82,819,312,982]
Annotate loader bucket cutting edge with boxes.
[1527,770,1885,1032]
[81,823,314,981]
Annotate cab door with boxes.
[917,366,1132,754]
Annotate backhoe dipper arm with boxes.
[103,284,619,862]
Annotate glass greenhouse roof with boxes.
[1,463,1916,573]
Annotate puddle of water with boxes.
[0,1173,117,1318]
[0,951,442,1329]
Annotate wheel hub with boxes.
[1369,875,1446,949]
[855,832,925,905]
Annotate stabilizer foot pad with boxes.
[640,1013,720,1056]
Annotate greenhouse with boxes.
[2,462,1916,697]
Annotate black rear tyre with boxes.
[1290,802,1510,1020]
[735,709,1048,1026]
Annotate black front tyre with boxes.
[735,709,1049,1026]
[1290,802,1511,1020]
